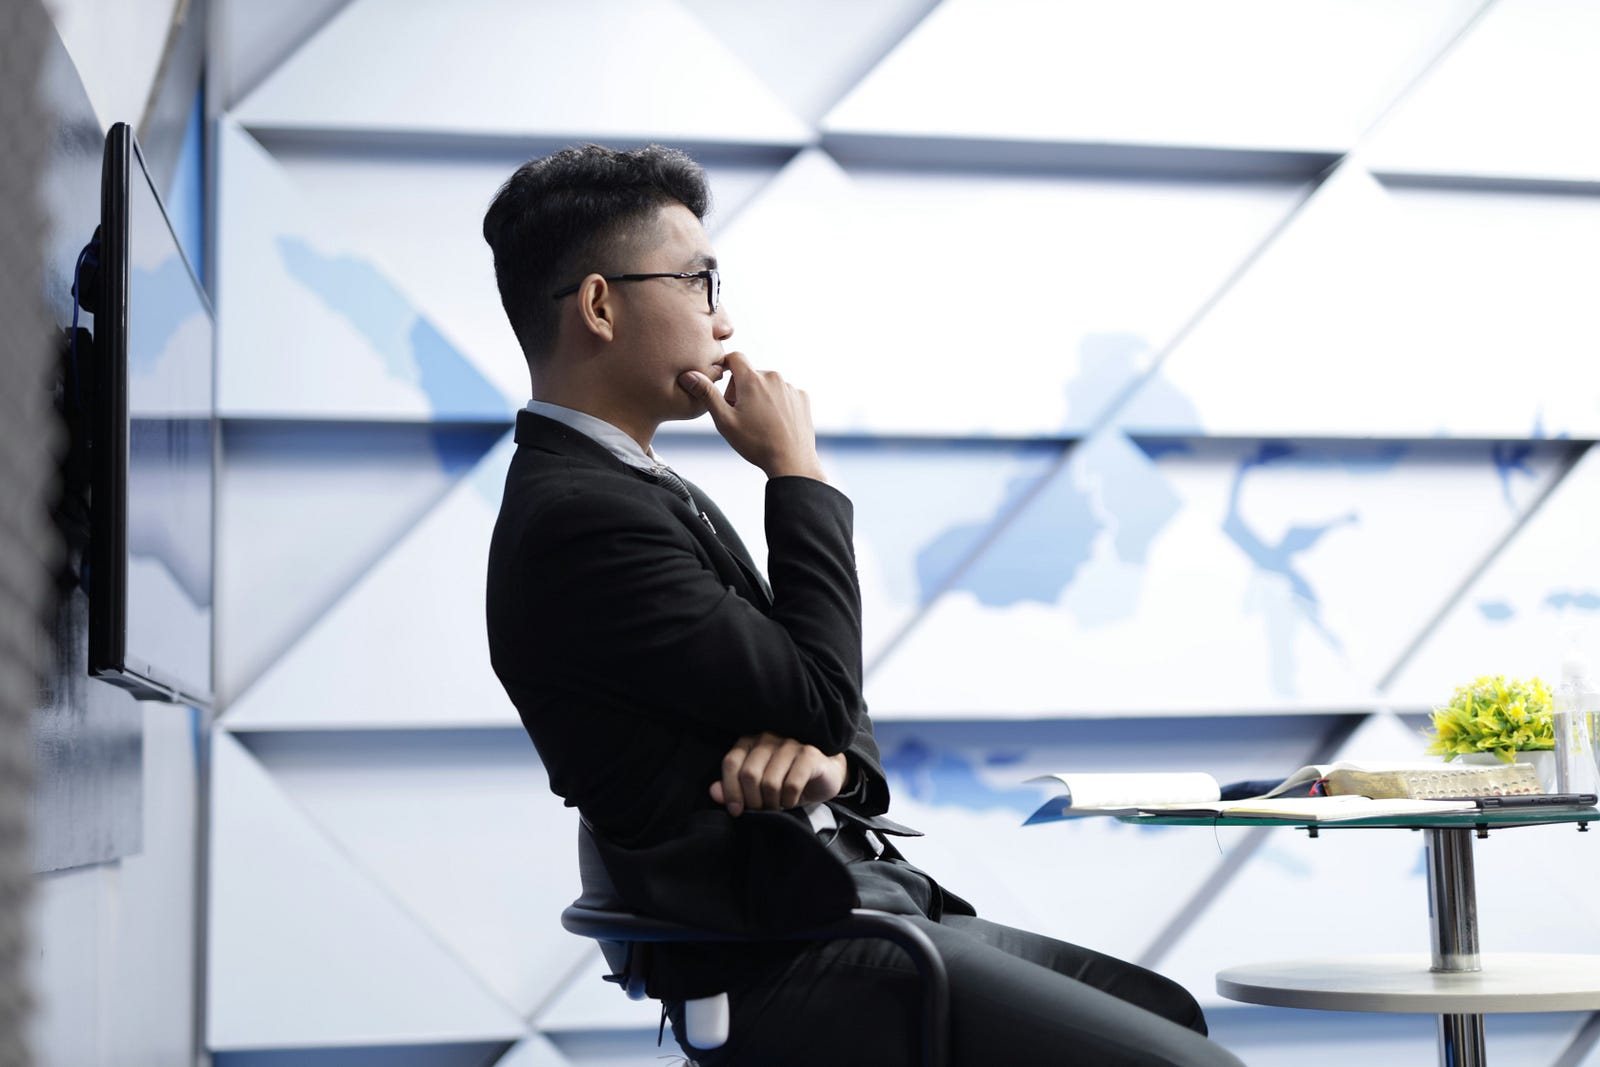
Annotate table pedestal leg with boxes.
[1438,1014,1487,1067]
[1425,827,1485,1067]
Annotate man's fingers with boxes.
[777,749,814,809]
[724,734,779,817]
[708,351,750,415]
[678,370,729,417]
[718,736,756,816]
[736,741,776,813]
[714,733,839,815]
[689,351,822,481]
[757,738,804,810]
[677,369,709,397]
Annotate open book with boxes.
[1269,760,1541,800]
[1022,761,1539,825]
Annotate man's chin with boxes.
[663,398,711,424]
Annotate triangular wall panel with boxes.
[680,0,941,125]
[1386,442,1600,708]
[216,119,515,420]
[1363,0,1600,182]
[261,145,789,416]
[715,149,1305,436]
[492,1034,575,1067]
[218,422,503,705]
[255,145,536,413]
[223,433,518,729]
[823,0,1482,152]
[532,954,661,1033]
[215,0,358,110]
[866,434,1565,717]
[51,0,178,134]
[208,732,527,1049]
[1119,162,1600,438]
[232,0,810,146]
[243,730,590,1019]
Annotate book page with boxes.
[1028,772,1220,811]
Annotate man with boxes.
[483,144,1243,1066]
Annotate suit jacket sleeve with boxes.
[839,716,891,817]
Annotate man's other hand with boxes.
[711,732,848,817]
[678,351,826,482]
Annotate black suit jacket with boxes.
[486,412,915,989]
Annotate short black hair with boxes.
[482,143,711,362]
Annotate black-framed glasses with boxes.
[551,269,720,314]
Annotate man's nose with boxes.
[713,303,734,341]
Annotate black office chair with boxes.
[561,821,950,1067]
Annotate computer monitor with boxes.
[87,121,215,707]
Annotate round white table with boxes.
[1124,807,1600,1067]
[1218,952,1600,1014]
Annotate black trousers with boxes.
[669,826,1247,1067]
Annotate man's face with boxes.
[606,203,734,430]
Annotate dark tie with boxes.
[640,464,694,506]
[638,464,717,533]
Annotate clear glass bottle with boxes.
[1553,653,1599,795]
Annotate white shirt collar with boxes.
[524,399,665,472]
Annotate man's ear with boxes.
[576,274,615,342]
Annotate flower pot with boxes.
[1455,750,1558,793]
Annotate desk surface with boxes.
[1121,807,1597,831]
[1218,953,1600,1014]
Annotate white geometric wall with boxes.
[208,2,1600,1064]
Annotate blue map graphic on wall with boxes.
[1490,442,1541,511]
[916,431,1181,613]
[833,439,1063,608]
[1223,443,1364,653]
[1547,590,1600,612]
[908,339,1197,612]
[1220,441,1424,696]
[277,236,509,420]
[1477,600,1515,622]
[915,461,1093,607]
[881,737,1044,817]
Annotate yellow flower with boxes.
[1424,675,1553,762]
